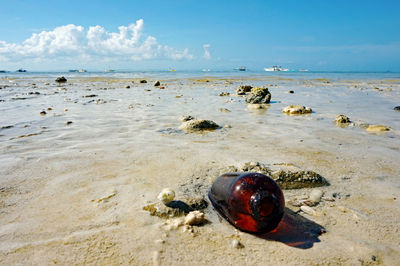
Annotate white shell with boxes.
[309,189,323,203]
[157,188,175,204]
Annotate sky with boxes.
[0,0,399,71]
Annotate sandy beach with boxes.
[1,73,400,265]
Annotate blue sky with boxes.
[0,0,399,71]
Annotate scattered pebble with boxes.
[309,189,323,203]
[55,76,67,83]
[66,121,73,125]
[47,107,52,111]
[232,239,244,249]
[40,111,47,115]
[287,90,294,94]
[300,205,317,216]
[154,81,161,86]
[179,119,220,132]
[140,80,147,83]
[125,85,130,89]
[394,106,400,111]
[219,108,231,113]
[184,211,206,225]
[219,92,230,96]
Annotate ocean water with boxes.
[1,71,399,264]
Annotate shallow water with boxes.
[1,73,400,265]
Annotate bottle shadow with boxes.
[258,208,326,249]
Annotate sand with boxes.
[0,74,399,265]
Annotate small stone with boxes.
[47,107,52,111]
[309,189,323,203]
[66,121,73,125]
[55,76,67,83]
[140,80,147,83]
[224,124,232,128]
[157,188,175,204]
[219,108,231,113]
[154,81,161,86]
[232,239,244,249]
[184,211,206,225]
[366,125,391,133]
[125,85,130,89]
[40,111,46,115]
[45,82,50,85]
[236,85,252,95]
[287,90,294,94]
[219,92,230,96]
[394,106,400,111]
[282,105,312,115]
[371,255,376,261]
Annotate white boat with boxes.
[264,66,289,72]
[78,69,87,73]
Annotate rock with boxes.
[245,87,271,104]
[236,85,252,95]
[334,115,351,126]
[140,80,147,83]
[309,189,323,203]
[179,119,220,132]
[287,90,294,94]
[55,76,67,83]
[184,211,206,225]
[366,125,391,133]
[158,188,175,204]
[66,121,73,125]
[393,106,400,111]
[125,85,130,89]
[247,104,267,110]
[235,162,329,189]
[300,205,317,216]
[154,81,161,86]
[219,92,230,96]
[40,110,46,115]
[282,105,312,115]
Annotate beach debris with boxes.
[55,76,67,83]
[366,125,391,133]
[236,85,252,95]
[179,119,220,132]
[184,211,206,225]
[218,108,231,113]
[309,189,323,203]
[232,239,244,249]
[231,162,329,189]
[180,115,195,122]
[158,188,175,205]
[154,81,161,86]
[394,106,400,111]
[282,105,312,115]
[92,190,116,203]
[139,79,147,83]
[334,115,351,127]
[219,92,230,96]
[209,172,284,233]
[300,205,317,216]
[245,87,271,104]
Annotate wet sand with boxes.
[1,75,400,265]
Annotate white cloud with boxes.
[203,44,211,60]
[0,19,193,62]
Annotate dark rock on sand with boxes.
[219,92,230,96]
[334,115,351,127]
[55,76,67,83]
[179,119,220,132]
[154,81,161,86]
[83,94,98,98]
[180,115,195,122]
[231,162,329,189]
[140,80,147,83]
[236,85,252,95]
[245,87,271,104]
[394,106,400,111]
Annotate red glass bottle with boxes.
[209,172,285,233]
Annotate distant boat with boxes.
[17,69,27,72]
[239,66,246,71]
[202,69,211,72]
[0,70,6,73]
[264,66,289,72]
[69,69,79,72]
[299,69,309,72]
[78,69,87,73]
[105,69,115,73]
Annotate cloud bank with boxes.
[0,19,193,63]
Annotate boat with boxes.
[239,66,246,71]
[105,69,115,73]
[69,69,79,72]
[299,69,309,72]
[17,69,27,72]
[264,66,289,72]
[78,69,87,73]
